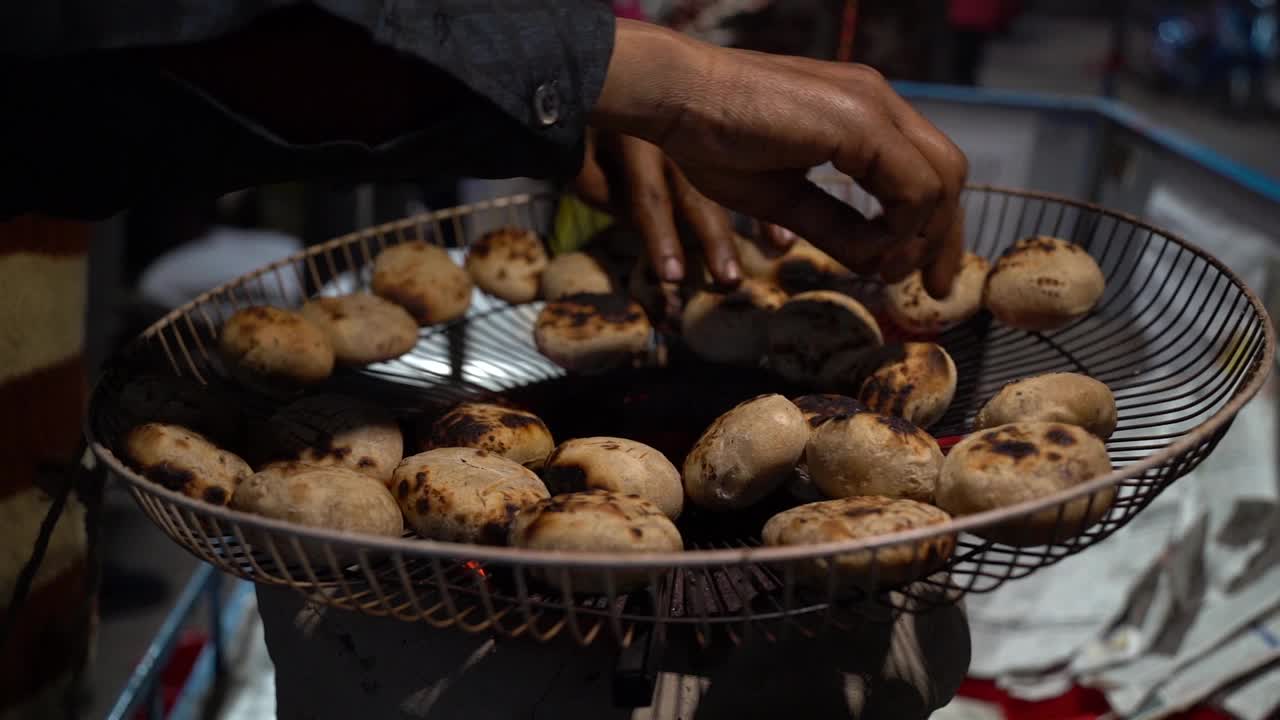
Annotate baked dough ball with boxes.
[767,290,883,385]
[541,251,614,300]
[788,394,867,502]
[937,422,1114,546]
[392,448,549,545]
[465,227,549,304]
[543,437,683,520]
[422,402,554,469]
[219,306,334,394]
[372,241,473,325]
[267,394,403,485]
[232,463,404,565]
[805,412,943,503]
[984,236,1106,331]
[975,372,1117,439]
[681,278,787,366]
[300,293,418,366]
[533,293,652,372]
[762,496,954,590]
[125,423,250,506]
[858,343,958,429]
[683,394,809,511]
[885,252,990,334]
[734,235,851,294]
[509,490,683,594]
[792,394,867,428]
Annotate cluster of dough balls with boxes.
[884,235,1106,335]
[935,371,1118,545]
[122,392,407,567]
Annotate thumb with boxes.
[683,167,893,275]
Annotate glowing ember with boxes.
[464,560,488,578]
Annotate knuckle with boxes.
[852,63,887,85]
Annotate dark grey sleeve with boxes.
[0,1,615,219]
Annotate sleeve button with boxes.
[534,82,560,127]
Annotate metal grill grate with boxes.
[87,184,1273,647]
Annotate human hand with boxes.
[592,20,968,297]
[574,128,796,285]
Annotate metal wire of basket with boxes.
[87,182,1274,648]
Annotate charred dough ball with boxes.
[125,423,250,506]
[465,227,549,304]
[734,235,851,294]
[792,394,867,428]
[533,293,652,373]
[372,241,473,325]
[885,252,989,334]
[984,236,1105,331]
[422,402,554,469]
[762,496,955,589]
[858,343,958,429]
[937,422,1113,546]
[767,290,883,386]
[543,437,683,520]
[266,394,403,485]
[231,463,404,565]
[300,293,418,366]
[681,278,787,366]
[541,252,614,300]
[788,394,867,502]
[975,372,1117,439]
[392,448,549,545]
[509,490,683,594]
[805,412,943,503]
[683,394,809,511]
[219,306,334,393]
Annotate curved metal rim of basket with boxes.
[87,184,1276,571]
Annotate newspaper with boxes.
[1219,659,1280,720]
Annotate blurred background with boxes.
[84,1,1280,719]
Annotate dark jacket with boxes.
[0,1,615,219]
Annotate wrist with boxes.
[591,19,712,145]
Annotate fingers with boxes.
[684,165,891,274]
[618,135,685,282]
[879,91,969,294]
[923,206,966,298]
[760,223,798,251]
[573,128,613,210]
[666,162,740,286]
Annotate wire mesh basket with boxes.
[87,182,1274,648]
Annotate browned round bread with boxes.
[371,241,473,325]
[885,252,990,334]
[975,372,1117,439]
[392,447,549,545]
[984,236,1105,331]
[300,293,418,366]
[734,235,851,294]
[680,278,787,366]
[422,402,554,469]
[792,394,867,428]
[767,291,883,385]
[464,227,549,304]
[533,293,652,373]
[683,394,809,511]
[858,342,958,429]
[509,490,683,593]
[266,394,404,485]
[541,252,614,300]
[219,306,334,394]
[762,496,955,589]
[125,423,250,505]
[805,412,943,503]
[543,437,683,520]
[937,422,1114,546]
